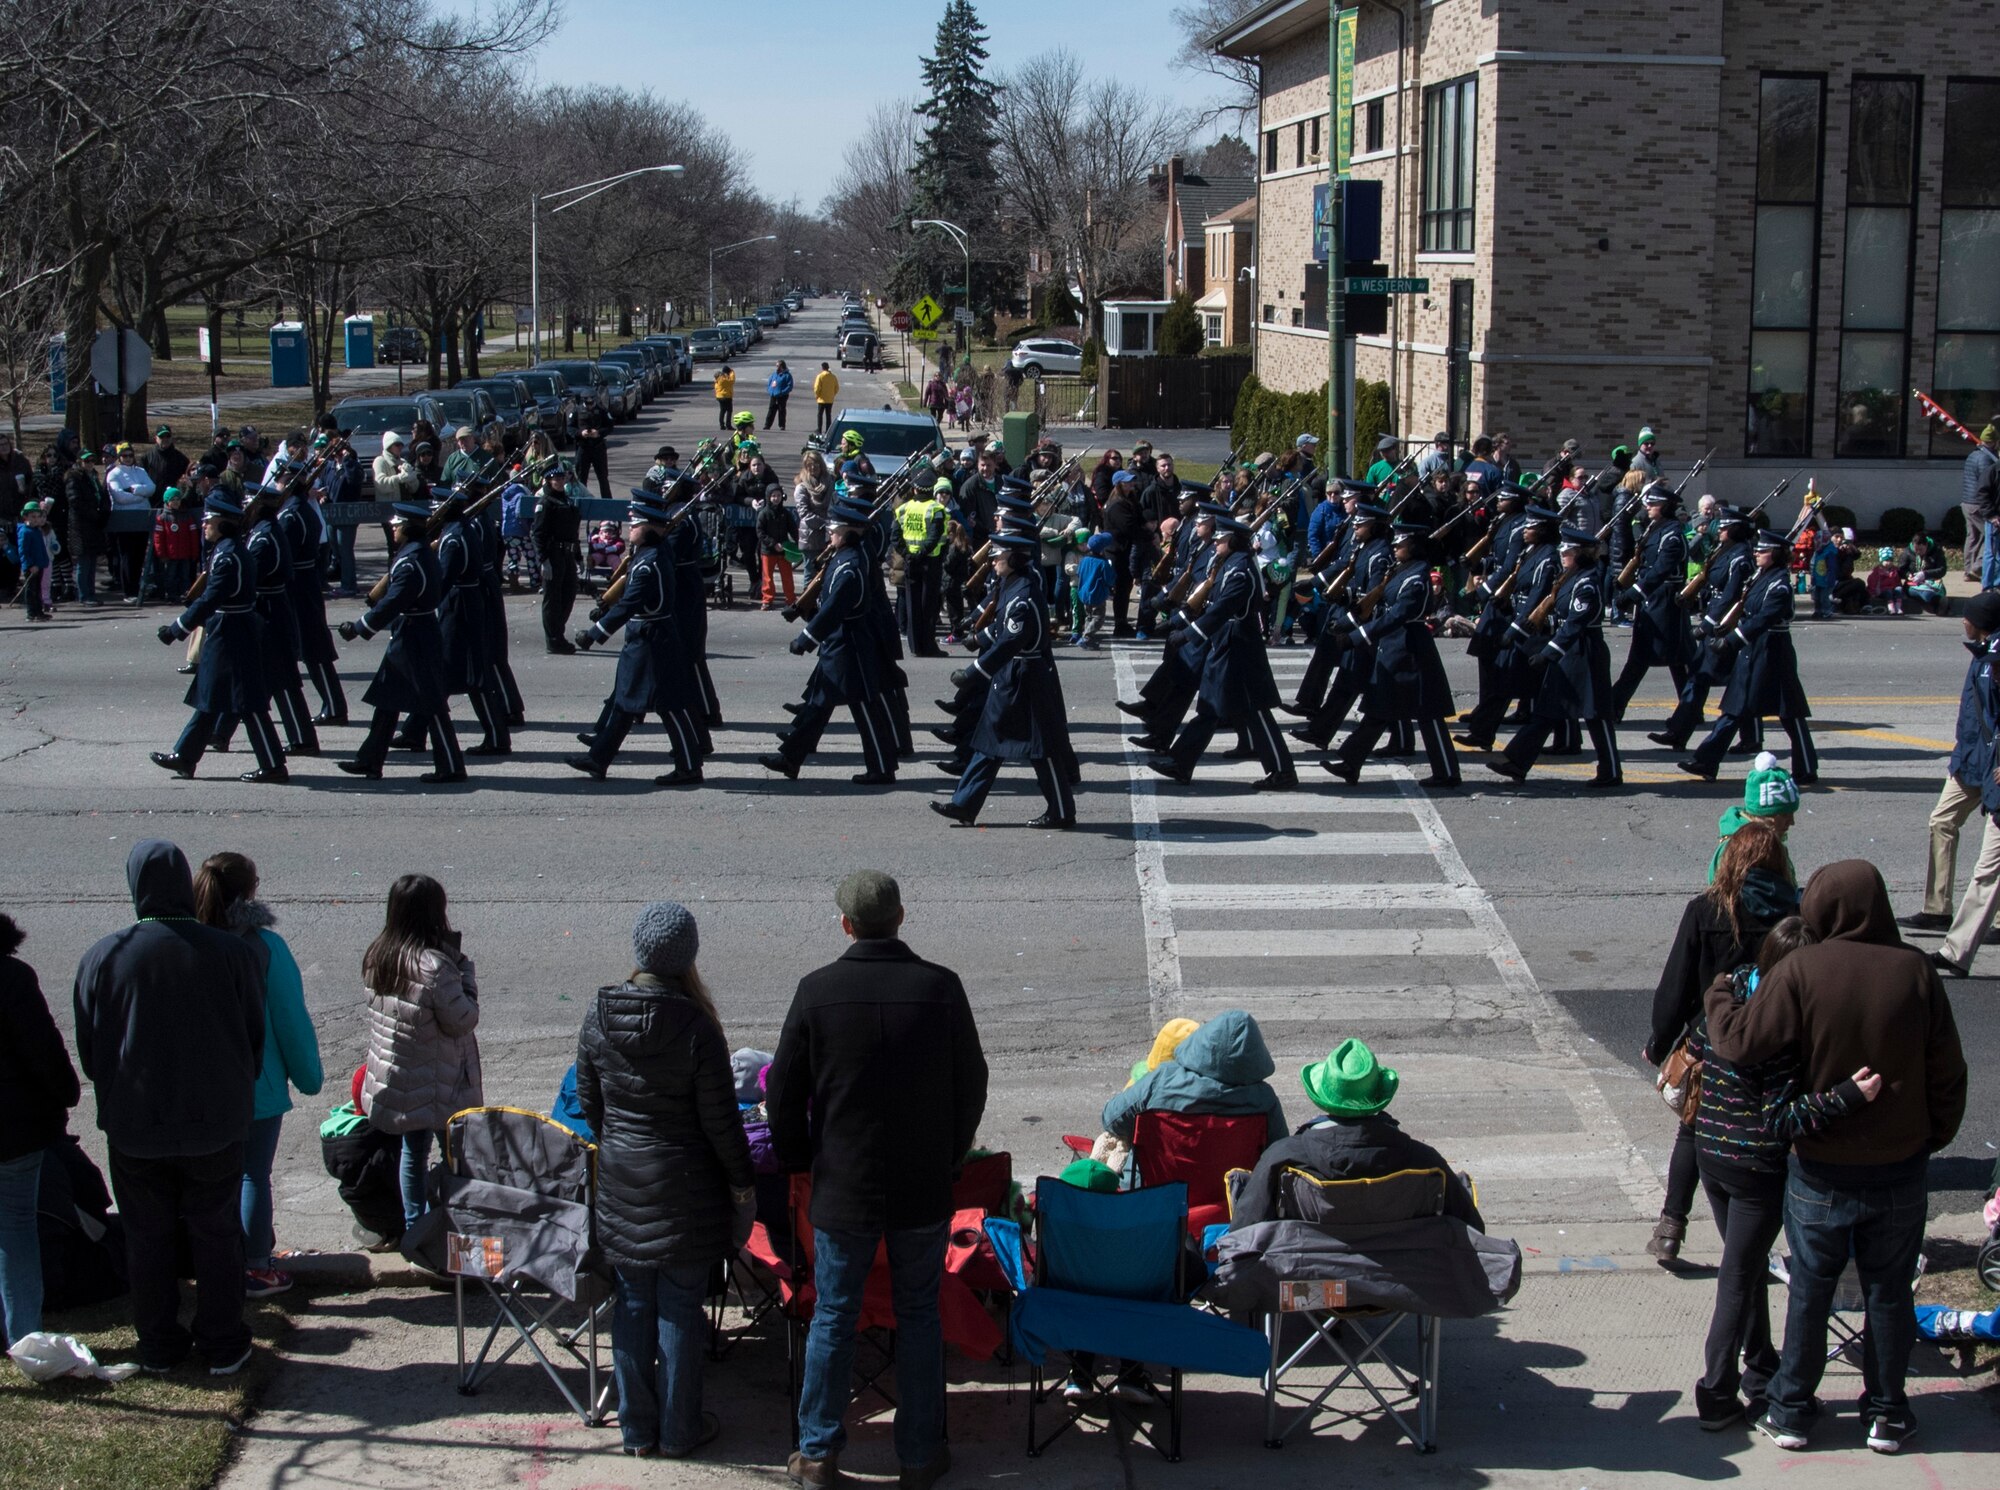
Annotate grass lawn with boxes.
[0,1293,293,1490]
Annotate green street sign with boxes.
[1343,276,1430,294]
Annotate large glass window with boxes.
[1838,77,1920,457]
[1420,75,1476,253]
[1933,79,2000,455]
[1746,74,1824,457]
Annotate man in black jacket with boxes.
[533,465,582,653]
[72,840,264,1374]
[767,870,987,1490]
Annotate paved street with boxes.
[3,302,1992,1486]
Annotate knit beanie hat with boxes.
[1741,751,1799,818]
[1060,1159,1122,1193]
[632,900,699,978]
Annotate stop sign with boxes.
[890,310,913,333]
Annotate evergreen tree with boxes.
[894,1,1008,324]
[1158,291,1204,356]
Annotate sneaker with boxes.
[1754,1414,1808,1450]
[1866,1417,1914,1455]
[1060,1371,1097,1405]
[244,1267,294,1298]
[1110,1368,1164,1408]
[208,1345,254,1377]
[1697,1396,1745,1431]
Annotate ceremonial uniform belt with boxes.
[218,604,254,614]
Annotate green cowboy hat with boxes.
[1301,1038,1399,1117]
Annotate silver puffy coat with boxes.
[362,948,483,1134]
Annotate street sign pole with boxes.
[1326,9,1357,479]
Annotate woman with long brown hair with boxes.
[1642,820,1799,1265]
[360,874,482,1236]
[574,901,752,1460]
[194,852,323,1298]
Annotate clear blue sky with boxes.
[509,0,1233,204]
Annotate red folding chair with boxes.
[1131,1111,1270,1237]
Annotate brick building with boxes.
[1199,197,1258,347]
[1213,0,2000,520]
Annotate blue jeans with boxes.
[797,1221,949,1468]
[611,1263,711,1453]
[1765,1166,1927,1432]
[0,1152,44,1345]
[76,552,99,602]
[240,1115,284,1269]
[1984,521,2000,590]
[398,1130,435,1231]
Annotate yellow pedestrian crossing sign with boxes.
[909,295,944,331]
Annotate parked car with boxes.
[328,397,423,495]
[617,341,672,393]
[752,305,780,328]
[598,349,655,403]
[730,317,762,345]
[816,408,943,464]
[1009,337,1084,379]
[838,331,880,369]
[644,335,693,382]
[594,362,641,421]
[716,321,753,354]
[379,327,426,365]
[686,329,731,363]
[539,359,605,403]
[783,294,803,313]
[414,387,504,448]
[453,378,531,448]
[514,369,575,446]
[835,317,872,351]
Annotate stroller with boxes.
[1980,1156,2000,1291]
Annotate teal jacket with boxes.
[239,911,324,1120]
[1101,1009,1286,1142]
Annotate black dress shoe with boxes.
[927,726,959,744]
[1144,755,1191,784]
[149,751,195,778]
[1419,774,1462,790]
[1486,757,1529,782]
[1252,771,1299,791]
[1676,758,1718,782]
[392,735,425,752]
[929,800,976,826]
[1321,759,1361,784]
[564,755,607,780]
[1586,775,1624,789]
[505,713,526,727]
[1897,911,1951,933]
[1288,727,1328,748]
[1026,811,1076,829]
[284,744,322,758]
[336,760,381,779]
[545,639,577,655]
[1646,731,1683,749]
[176,663,197,675]
[239,765,290,783]
[1452,733,1492,752]
[312,711,348,726]
[784,701,805,716]
[653,768,704,786]
[851,771,896,785]
[935,759,968,777]
[419,770,469,784]
[576,731,596,747]
[466,742,511,758]
[1114,700,1147,718]
[1129,733,1171,754]
[1277,702,1315,718]
[932,698,961,714]
[759,754,800,779]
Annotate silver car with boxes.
[1009,337,1084,378]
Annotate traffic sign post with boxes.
[1342,276,1430,295]
[909,295,944,332]
[952,306,973,327]
[890,309,913,333]
[90,326,151,444]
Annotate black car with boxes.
[379,327,426,365]
[455,377,534,448]
[514,370,574,446]
[328,396,424,495]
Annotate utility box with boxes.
[343,315,375,369]
[1001,410,1040,470]
[269,322,309,388]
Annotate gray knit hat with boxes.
[632,900,699,978]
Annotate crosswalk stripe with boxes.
[1159,830,1433,855]
[1165,882,1473,910]
[1154,793,1418,816]
[1176,927,1492,958]
[1170,984,1517,1019]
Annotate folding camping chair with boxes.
[411,1106,613,1427]
[990,1178,1267,1463]
[698,506,734,608]
[1769,1249,1928,1365]
[1132,1111,1270,1237]
[1255,1166,1451,1453]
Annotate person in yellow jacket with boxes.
[812,362,839,436]
[895,477,949,657]
[712,364,735,431]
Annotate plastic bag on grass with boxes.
[8,1332,139,1383]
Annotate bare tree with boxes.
[820,99,918,293]
[1170,0,1264,129]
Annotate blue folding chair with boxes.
[989,1178,1267,1462]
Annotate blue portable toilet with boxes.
[343,315,375,369]
[269,322,309,388]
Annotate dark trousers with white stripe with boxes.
[1609,644,1689,721]
[949,751,1074,822]
[305,659,347,721]
[588,705,699,776]
[1659,676,1758,751]
[1292,628,1347,712]
[1337,715,1460,783]
[780,685,897,778]
[1455,658,1514,745]
[1503,714,1622,782]
[1690,713,1817,780]
[271,681,319,752]
[400,677,508,751]
[887,686,914,756]
[1298,671,1362,747]
[175,709,284,774]
[1169,701,1293,778]
[355,708,463,776]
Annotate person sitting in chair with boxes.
[1228,1039,1482,1230]
[1097,1009,1286,1149]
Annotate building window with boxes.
[1933,78,2000,456]
[1746,73,1825,457]
[1364,98,1385,155]
[1264,130,1278,173]
[1294,121,1306,168]
[1309,115,1322,161]
[1203,312,1224,345]
[1262,304,1275,323]
[1420,75,1476,253]
[1303,263,1327,332]
[1838,77,1920,458]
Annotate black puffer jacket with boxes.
[574,976,752,1269]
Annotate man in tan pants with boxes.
[1915,592,2000,975]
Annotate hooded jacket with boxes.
[1704,859,1967,1183]
[574,976,754,1268]
[71,841,264,1158]
[1101,1010,1287,1143]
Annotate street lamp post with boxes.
[911,218,971,349]
[530,163,683,364]
[709,235,778,325]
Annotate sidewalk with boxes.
[222,1215,1995,1490]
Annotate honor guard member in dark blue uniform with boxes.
[762,498,899,784]
[473,483,525,727]
[242,484,319,756]
[432,492,511,756]
[1488,525,1623,787]
[1148,510,1297,789]
[150,489,289,782]
[1650,507,1758,752]
[1284,480,1368,717]
[1323,520,1462,788]
[1678,528,1819,784]
[657,450,726,747]
[335,501,466,783]
[566,492,704,785]
[848,474,917,760]
[933,503,1038,761]
[1609,480,1693,719]
[1119,504,1221,752]
[276,464,346,723]
[1290,499,1395,751]
[1450,482,1532,750]
[931,532,1076,829]
[1479,503,1583,756]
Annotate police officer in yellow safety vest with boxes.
[897,477,949,657]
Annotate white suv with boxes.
[1009,338,1083,378]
